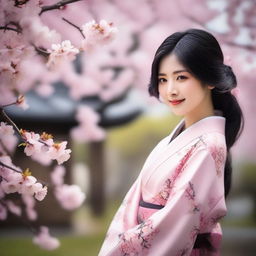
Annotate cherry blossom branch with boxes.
[33,45,50,58]
[0,102,17,108]
[0,161,22,173]
[62,17,85,39]
[14,0,30,7]
[0,109,21,137]
[0,22,22,34]
[0,109,48,150]
[0,26,21,33]
[39,0,82,15]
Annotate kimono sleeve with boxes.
[101,147,226,256]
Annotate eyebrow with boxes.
[158,70,188,76]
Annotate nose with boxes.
[167,80,178,96]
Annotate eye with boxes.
[158,78,167,84]
[176,75,187,81]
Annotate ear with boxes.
[207,85,215,90]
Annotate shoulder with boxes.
[201,132,227,159]
[192,132,227,177]
[180,131,227,166]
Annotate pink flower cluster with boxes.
[81,20,118,51]
[33,226,60,250]
[55,184,85,210]
[0,122,18,153]
[0,155,47,221]
[0,0,118,107]
[51,165,85,210]
[47,40,79,70]
[20,129,71,165]
[71,105,106,143]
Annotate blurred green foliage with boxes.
[240,162,256,193]
[107,113,181,157]
[0,234,103,256]
[239,162,256,219]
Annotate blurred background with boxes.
[0,0,256,255]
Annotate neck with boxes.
[184,94,215,129]
[184,110,215,129]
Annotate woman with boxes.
[99,29,244,256]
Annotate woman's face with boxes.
[158,54,214,127]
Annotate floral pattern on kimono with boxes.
[205,134,226,177]
[118,219,159,256]
[152,142,198,205]
[185,182,200,213]
[99,116,227,256]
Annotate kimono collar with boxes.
[141,115,226,177]
[168,115,226,149]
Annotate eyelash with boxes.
[176,75,187,81]
[158,78,167,84]
[158,75,188,84]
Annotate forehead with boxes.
[159,54,185,73]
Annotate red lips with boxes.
[169,99,185,105]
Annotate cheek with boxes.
[158,85,165,96]
[158,86,167,102]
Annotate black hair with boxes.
[148,28,244,252]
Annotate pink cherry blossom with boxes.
[0,122,18,153]
[55,184,85,210]
[51,165,65,186]
[22,194,37,220]
[33,226,60,250]
[47,141,71,165]
[71,124,105,143]
[34,185,47,201]
[70,105,106,142]
[75,105,100,124]
[0,122,15,136]
[81,19,118,50]
[20,175,38,195]
[21,131,41,157]
[0,155,21,179]
[47,40,79,69]
[6,200,22,216]
[1,172,23,194]
[20,15,60,48]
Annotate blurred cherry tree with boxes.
[42,0,254,161]
[0,0,255,250]
[0,0,117,250]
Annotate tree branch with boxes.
[0,108,21,137]
[14,0,30,7]
[0,22,22,34]
[33,45,50,58]
[62,17,85,39]
[0,26,21,33]
[0,161,22,173]
[39,0,82,15]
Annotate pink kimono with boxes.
[99,116,227,256]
